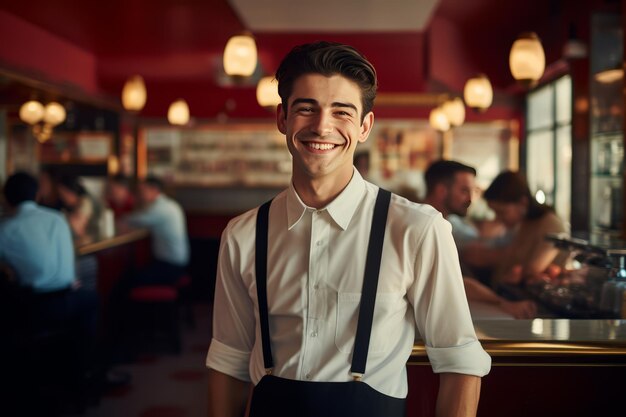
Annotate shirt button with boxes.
[310,331,318,337]
[316,240,323,246]
[305,373,311,380]
[313,284,319,290]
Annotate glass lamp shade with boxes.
[43,102,66,126]
[256,76,281,108]
[441,97,465,127]
[168,99,190,126]
[19,100,45,125]
[223,34,258,77]
[464,74,493,110]
[122,75,147,111]
[509,32,545,83]
[595,69,624,84]
[429,106,450,132]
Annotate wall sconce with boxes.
[122,75,147,111]
[223,33,258,77]
[19,100,66,142]
[429,106,450,132]
[509,32,545,87]
[256,76,281,109]
[168,99,190,126]
[463,74,493,111]
[441,97,465,127]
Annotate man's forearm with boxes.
[436,373,481,417]
[207,369,251,417]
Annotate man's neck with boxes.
[424,195,448,218]
[292,170,354,209]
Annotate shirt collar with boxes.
[17,201,37,212]
[286,168,367,231]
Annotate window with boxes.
[525,75,572,226]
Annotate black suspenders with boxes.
[255,189,392,376]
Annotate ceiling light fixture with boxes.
[441,97,465,127]
[122,75,147,111]
[168,99,190,126]
[223,33,258,77]
[509,32,545,87]
[463,74,493,111]
[19,100,66,142]
[429,106,450,132]
[256,76,281,109]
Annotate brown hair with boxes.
[275,41,377,123]
[483,170,552,220]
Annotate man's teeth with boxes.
[307,143,336,150]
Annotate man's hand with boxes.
[499,299,537,319]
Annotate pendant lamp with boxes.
[168,99,190,126]
[122,75,147,111]
[509,32,545,86]
[223,34,258,77]
[464,74,493,111]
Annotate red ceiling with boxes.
[0,0,619,120]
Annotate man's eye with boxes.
[297,107,314,113]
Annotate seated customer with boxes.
[123,175,189,285]
[424,160,537,319]
[105,174,136,219]
[462,170,568,288]
[57,174,103,244]
[37,167,65,211]
[0,171,97,340]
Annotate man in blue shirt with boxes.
[124,175,189,285]
[0,172,75,293]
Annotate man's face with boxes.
[277,74,373,185]
[444,172,475,217]
[107,182,129,205]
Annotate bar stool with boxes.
[175,274,195,328]
[128,285,181,354]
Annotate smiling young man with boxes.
[206,42,490,417]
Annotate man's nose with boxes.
[310,112,333,137]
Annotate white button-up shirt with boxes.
[206,169,491,398]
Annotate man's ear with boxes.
[277,103,287,134]
[358,111,374,144]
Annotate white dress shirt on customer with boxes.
[206,169,491,398]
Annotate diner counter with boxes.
[410,319,626,363]
[77,227,150,256]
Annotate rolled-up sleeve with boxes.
[409,214,491,377]
[205,222,256,382]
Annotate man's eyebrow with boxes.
[291,98,318,106]
[331,102,358,112]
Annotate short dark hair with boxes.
[483,170,551,219]
[142,175,164,191]
[275,41,378,123]
[424,160,476,195]
[4,172,38,206]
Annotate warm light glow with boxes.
[595,69,624,84]
[122,75,147,111]
[441,97,465,127]
[168,99,190,125]
[535,189,546,204]
[464,74,493,110]
[43,102,66,126]
[429,106,450,132]
[509,32,545,84]
[19,100,45,125]
[256,76,281,108]
[223,34,258,77]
